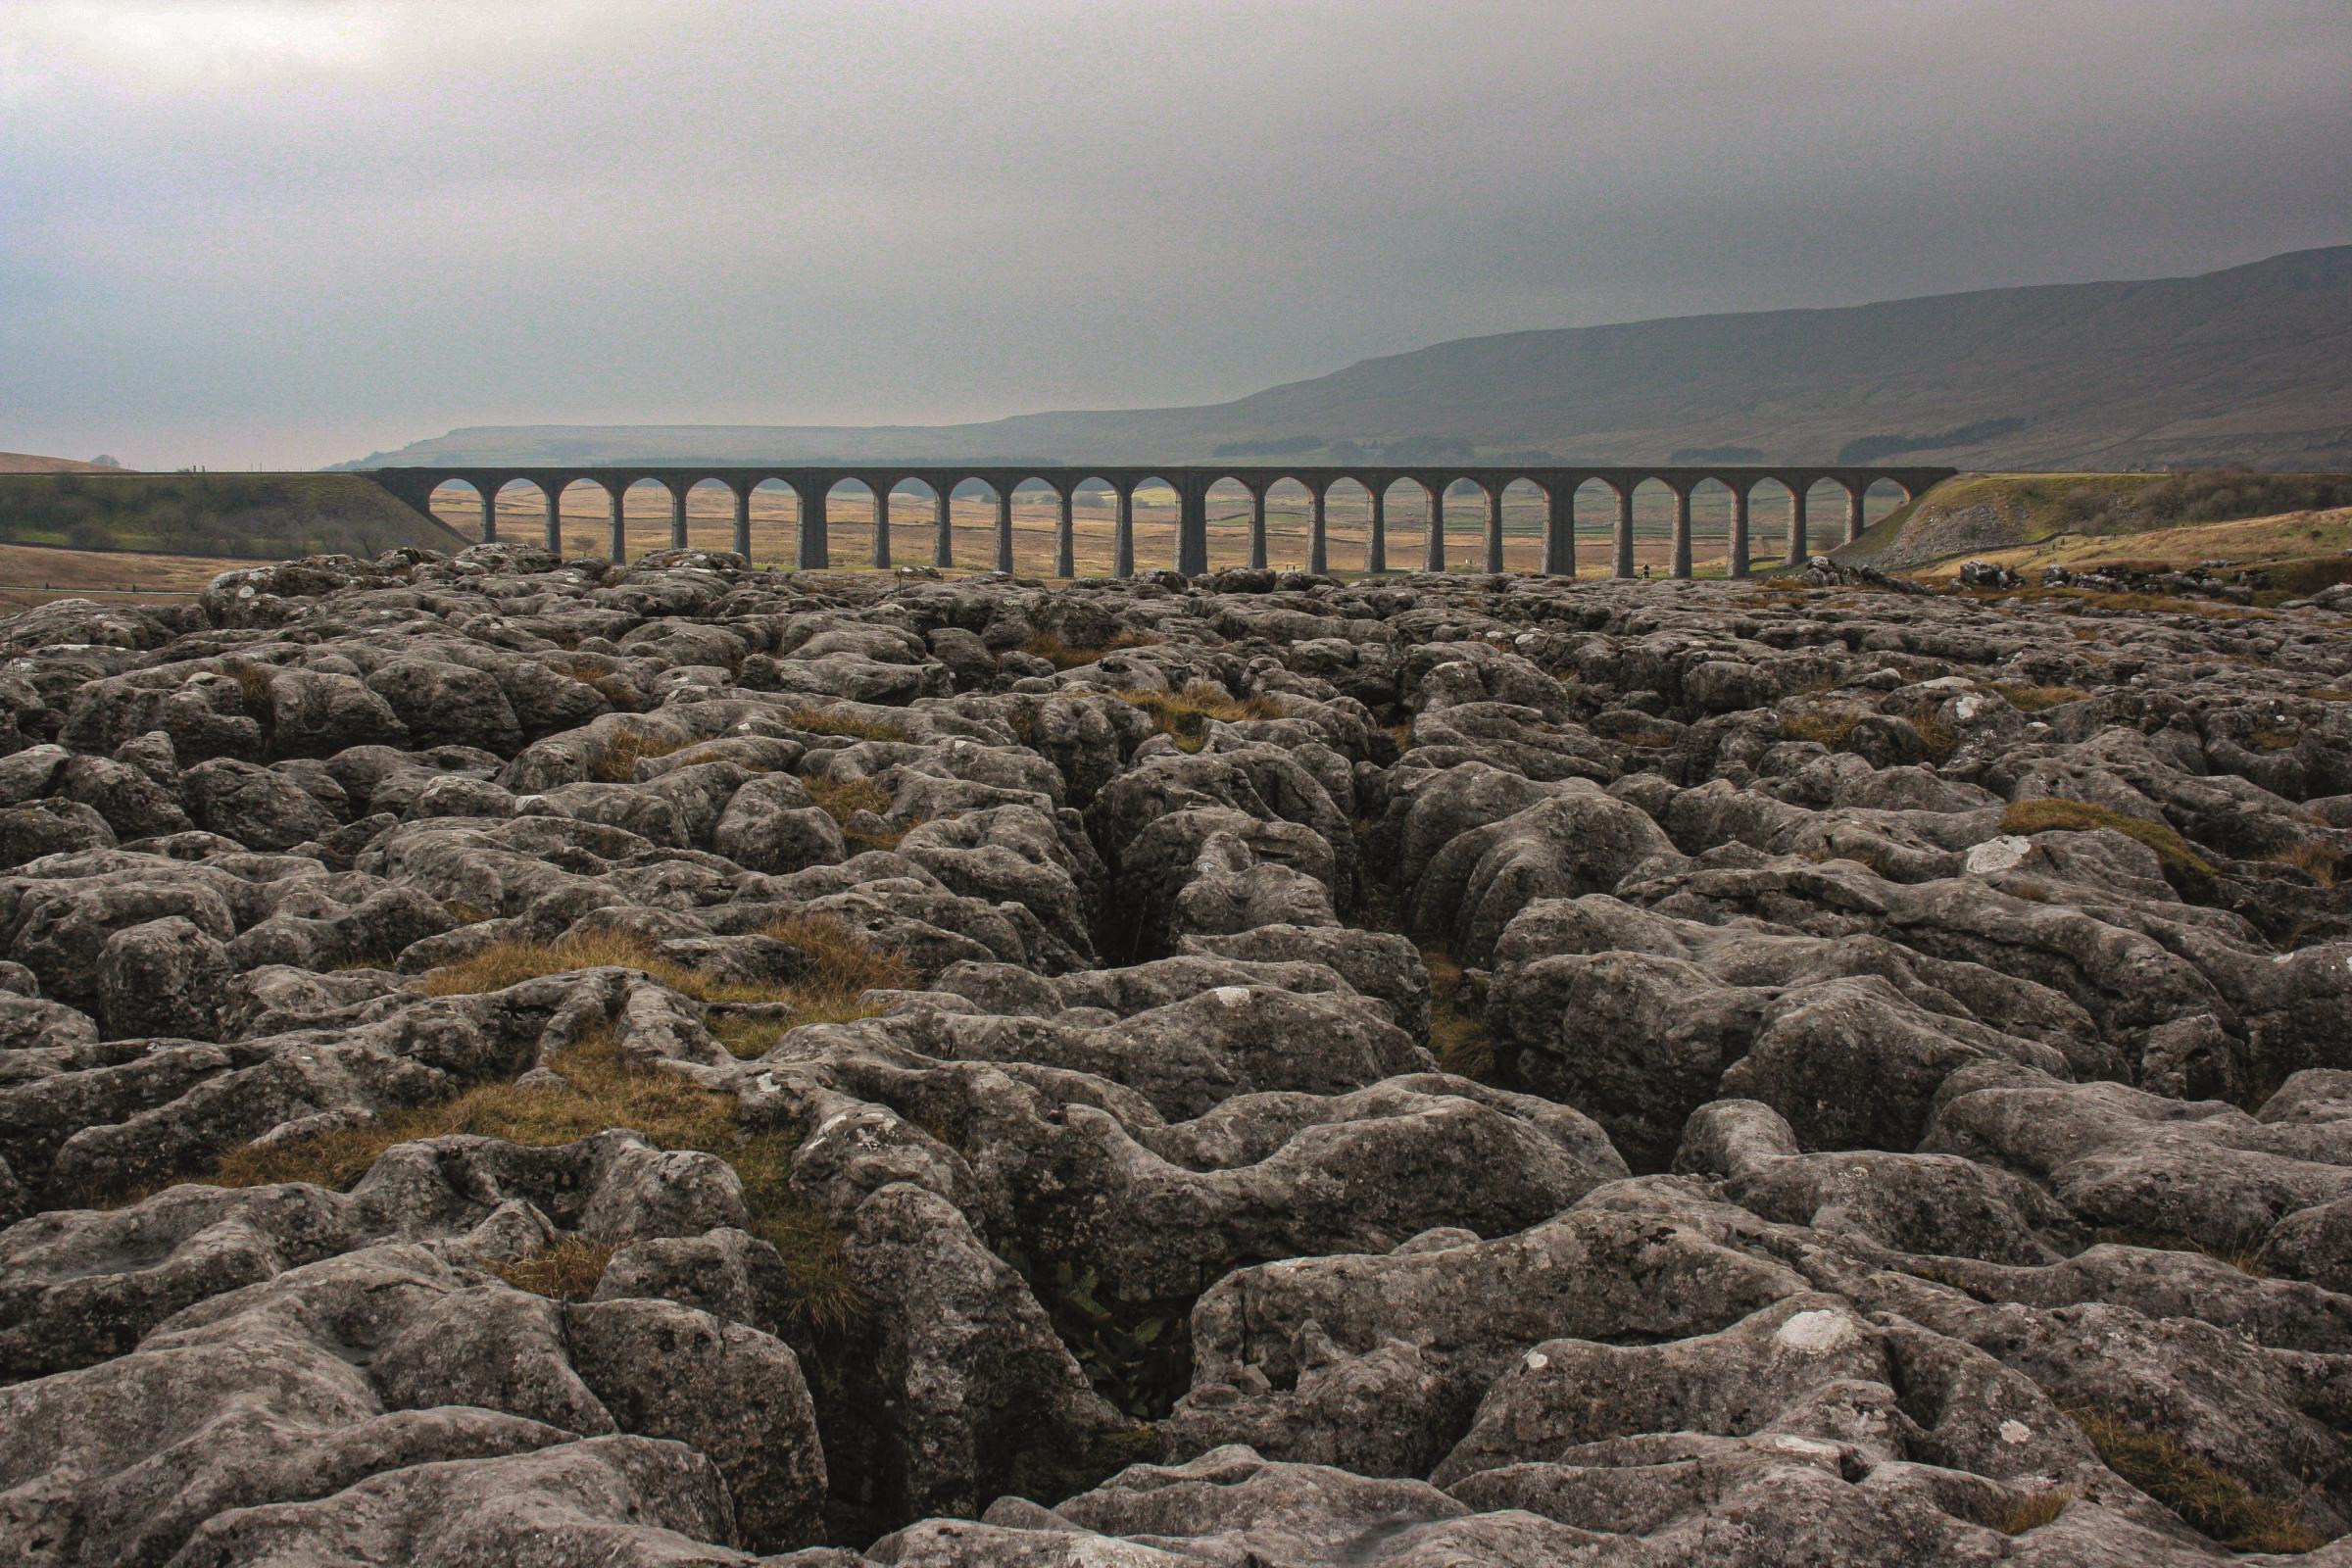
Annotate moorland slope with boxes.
[351,244,2352,471]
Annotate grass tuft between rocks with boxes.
[2066,589,2270,619]
[1782,710,1862,749]
[1022,628,1161,669]
[559,658,647,711]
[1906,700,1960,762]
[781,708,910,742]
[711,1016,795,1057]
[1420,943,1497,1084]
[801,773,912,850]
[417,917,909,1031]
[1113,684,1281,752]
[1990,681,2092,711]
[216,1029,736,1188]
[742,913,915,1036]
[211,1030,865,1332]
[2066,1408,2322,1552]
[421,930,778,1005]
[219,657,277,717]
[1992,1490,2072,1536]
[2000,798,2218,880]
[487,1237,615,1300]
[588,727,691,782]
[2270,840,2339,889]
[725,1134,868,1334]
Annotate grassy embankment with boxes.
[1844,469,2352,595]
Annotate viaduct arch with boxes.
[366,463,1955,580]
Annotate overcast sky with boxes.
[3,0,2348,469]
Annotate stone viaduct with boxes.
[362,464,1957,579]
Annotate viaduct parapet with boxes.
[361,464,1958,579]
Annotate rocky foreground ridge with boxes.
[2,543,2351,1565]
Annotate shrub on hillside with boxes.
[2135,467,2352,524]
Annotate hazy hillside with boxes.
[0,453,127,474]
[351,245,2352,472]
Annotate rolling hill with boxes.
[0,453,128,474]
[349,244,2352,473]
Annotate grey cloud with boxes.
[1,0,2347,467]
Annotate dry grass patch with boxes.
[2302,688,2352,703]
[1909,703,1959,763]
[421,914,910,1029]
[1990,682,2091,712]
[712,1015,794,1059]
[726,1137,866,1333]
[781,708,910,742]
[212,1122,416,1195]
[559,658,647,712]
[1114,684,1281,753]
[1782,710,1862,749]
[759,912,912,1026]
[2068,1409,2321,1552]
[1021,628,1161,670]
[589,727,690,783]
[1421,944,1495,1083]
[214,1030,738,1190]
[219,658,277,715]
[1993,1491,2073,1536]
[209,1032,863,1331]
[2001,799,2217,880]
[2271,840,2340,889]
[2246,727,2302,752]
[801,773,911,850]
[488,1237,615,1300]
[419,930,778,1005]
[1022,631,1100,670]
[0,541,279,609]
